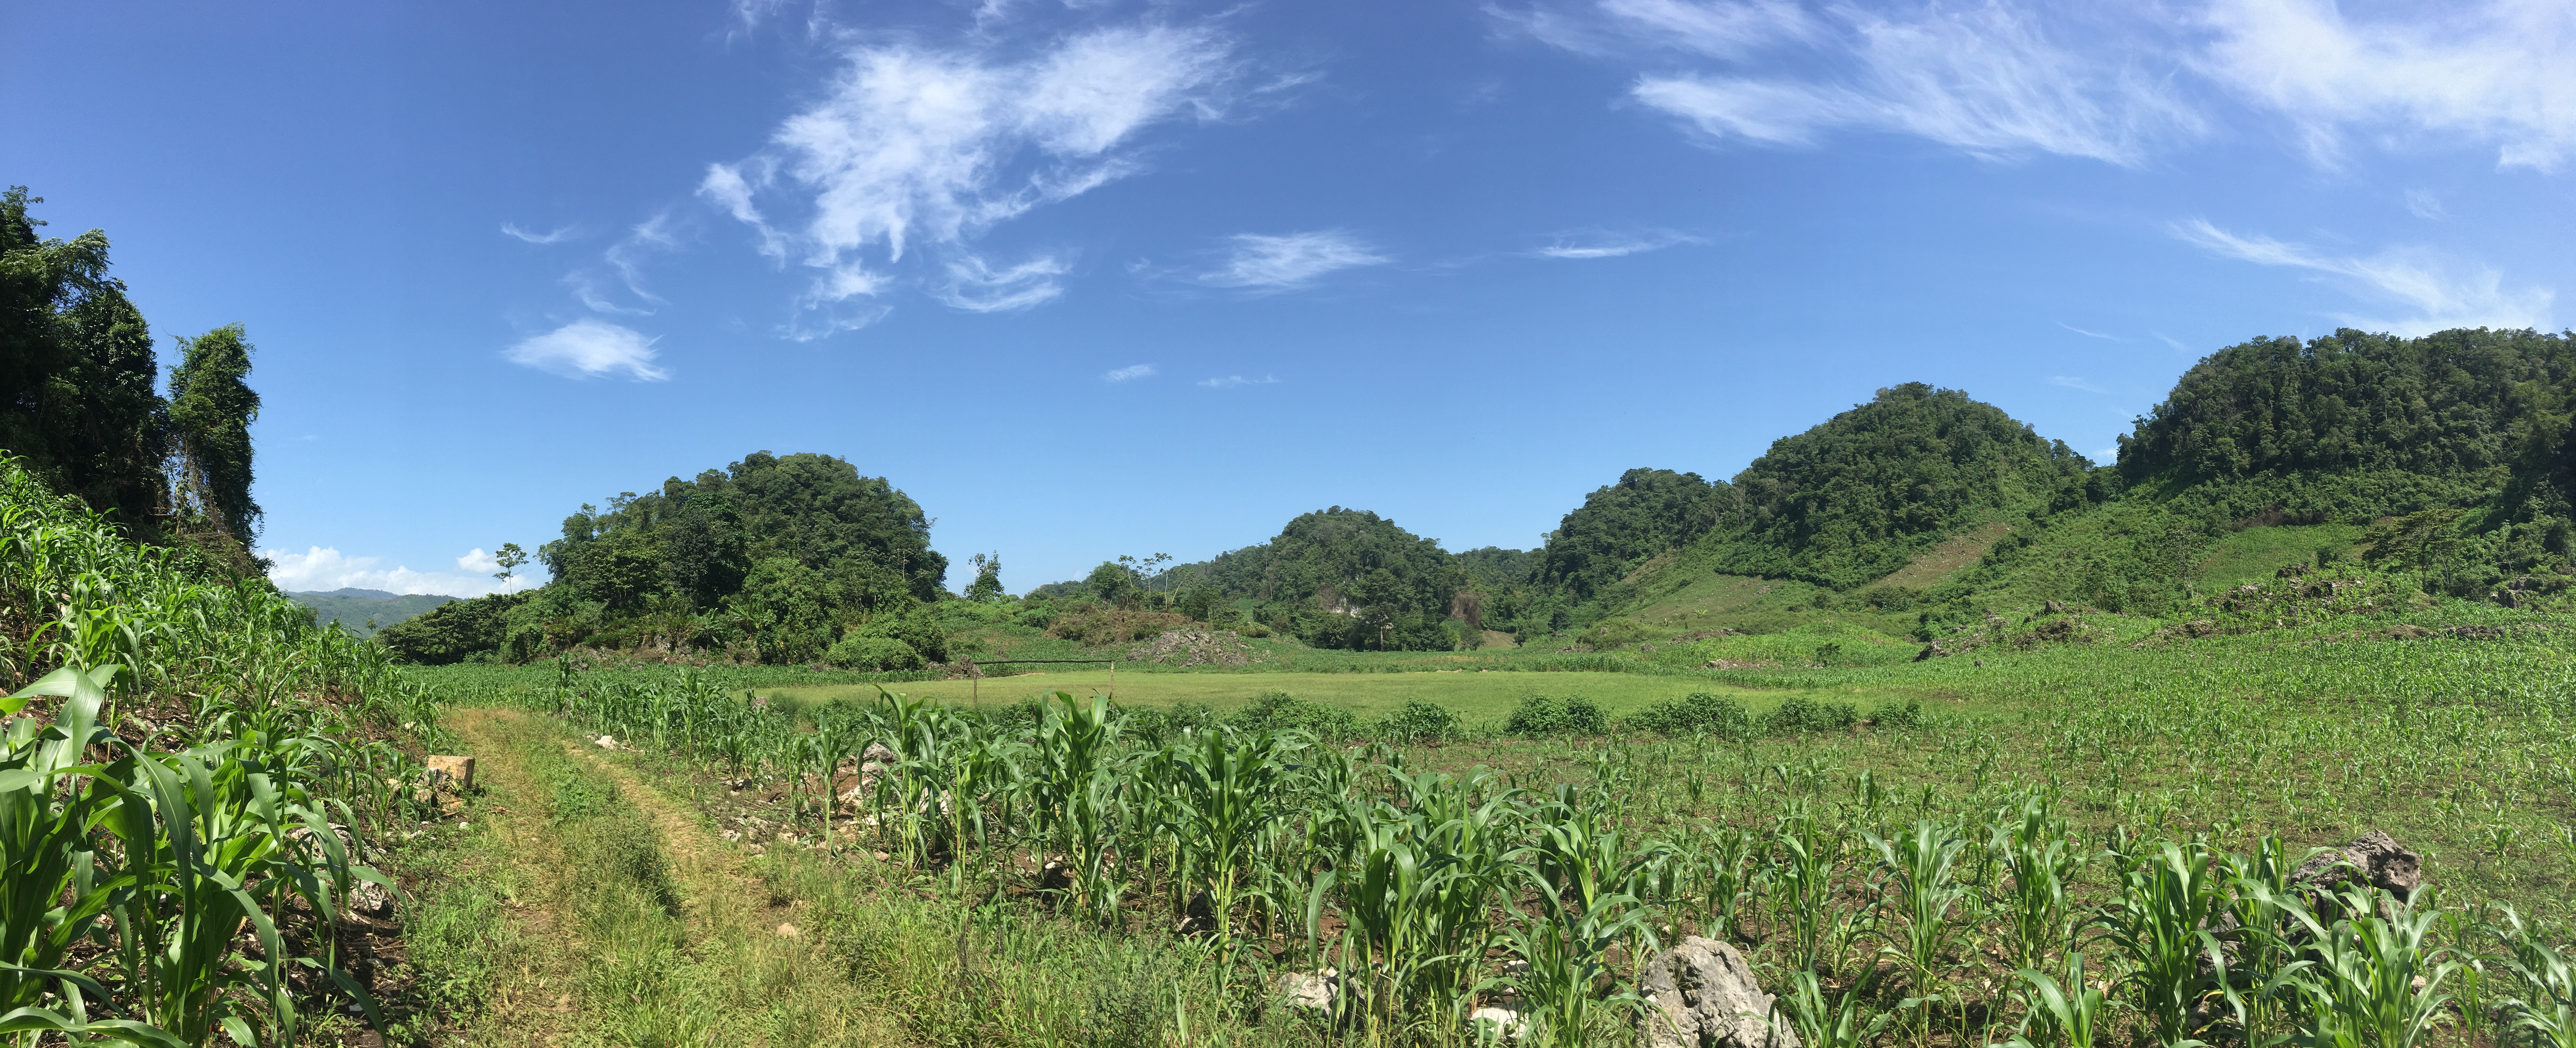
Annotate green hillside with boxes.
[287,586,456,636]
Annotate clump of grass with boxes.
[1766,695,1859,734]
[1376,697,1462,743]
[1223,690,1360,739]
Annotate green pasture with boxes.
[757,668,1929,723]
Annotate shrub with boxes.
[1871,696,1927,729]
[1765,695,1858,735]
[1622,692,1754,739]
[1123,701,1220,747]
[824,634,924,671]
[1581,617,1651,649]
[1504,694,1610,737]
[1378,698,1461,744]
[1225,691,1361,740]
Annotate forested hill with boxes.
[378,451,953,668]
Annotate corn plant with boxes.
[1996,793,2083,972]
[1497,894,1650,1048]
[1779,968,1892,1048]
[2501,907,2576,1048]
[1995,953,2106,1048]
[1866,818,1967,1001]
[1694,823,1757,941]
[2284,886,2456,1048]
[2096,841,2232,1048]
[1771,804,1841,973]
[1169,727,1291,953]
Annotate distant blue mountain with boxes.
[287,589,460,638]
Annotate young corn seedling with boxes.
[2286,886,2457,1048]
[2501,906,2576,1048]
[1996,952,2106,1048]
[1779,968,1892,1048]
[1866,818,1968,1003]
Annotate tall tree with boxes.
[0,187,169,526]
[166,323,262,543]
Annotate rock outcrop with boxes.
[1638,936,1796,1048]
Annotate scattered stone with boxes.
[2043,600,2068,614]
[872,851,892,862]
[1128,630,1254,667]
[424,755,476,792]
[2292,829,2423,903]
[775,922,799,938]
[1637,936,1798,1048]
[1275,968,1338,1015]
[594,735,619,750]
[347,879,395,920]
[1469,1007,1526,1042]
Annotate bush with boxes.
[1225,691,1361,741]
[1870,696,1927,729]
[1377,698,1461,744]
[1764,695,1858,735]
[824,634,924,672]
[1622,692,1754,739]
[1504,694,1610,737]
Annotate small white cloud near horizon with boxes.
[2173,218,2555,334]
[1535,230,1704,259]
[1104,364,1156,382]
[2094,445,2120,461]
[2049,375,2105,392]
[1199,374,1279,388]
[502,222,577,245]
[504,319,671,381]
[264,545,541,599]
[1204,231,1386,288]
[2058,323,2116,340]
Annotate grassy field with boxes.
[757,669,1929,723]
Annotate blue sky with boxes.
[7,0,2570,596]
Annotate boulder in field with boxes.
[1638,936,1797,1048]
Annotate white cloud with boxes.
[2404,188,2448,220]
[935,254,1070,312]
[704,24,1237,324]
[2153,331,2195,353]
[603,213,678,305]
[1104,364,1156,381]
[1204,231,1387,288]
[503,319,671,381]
[2198,0,2576,170]
[2093,446,2120,461]
[264,546,539,599]
[2173,218,2555,334]
[1614,2,2200,165]
[2049,375,2104,392]
[1536,230,1703,258]
[1199,374,1280,388]
[502,222,576,244]
[2057,322,2115,340]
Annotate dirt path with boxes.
[440,707,897,1048]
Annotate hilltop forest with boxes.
[367,326,2576,669]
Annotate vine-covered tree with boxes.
[167,323,263,542]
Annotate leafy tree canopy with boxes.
[1534,468,1726,601]
[1697,383,2095,590]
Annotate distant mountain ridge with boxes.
[287,588,458,638]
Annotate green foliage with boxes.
[824,634,924,672]
[1376,697,1461,743]
[1453,546,1533,590]
[165,323,262,542]
[1503,693,1609,737]
[1702,383,2096,591]
[1221,690,1360,740]
[1162,507,1471,651]
[0,187,171,531]
[1536,468,1724,601]
[1765,695,1858,734]
[376,592,532,665]
[1620,691,1753,738]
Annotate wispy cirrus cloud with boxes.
[263,546,540,599]
[2049,375,2104,392]
[1535,229,1704,259]
[700,24,1241,335]
[2197,0,2576,171]
[2173,218,2554,334]
[1589,1,2201,165]
[1513,0,2576,170]
[2057,323,2115,340]
[502,222,577,245]
[503,319,671,381]
[1199,374,1280,388]
[1204,231,1386,288]
[1104,364,1156,382]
